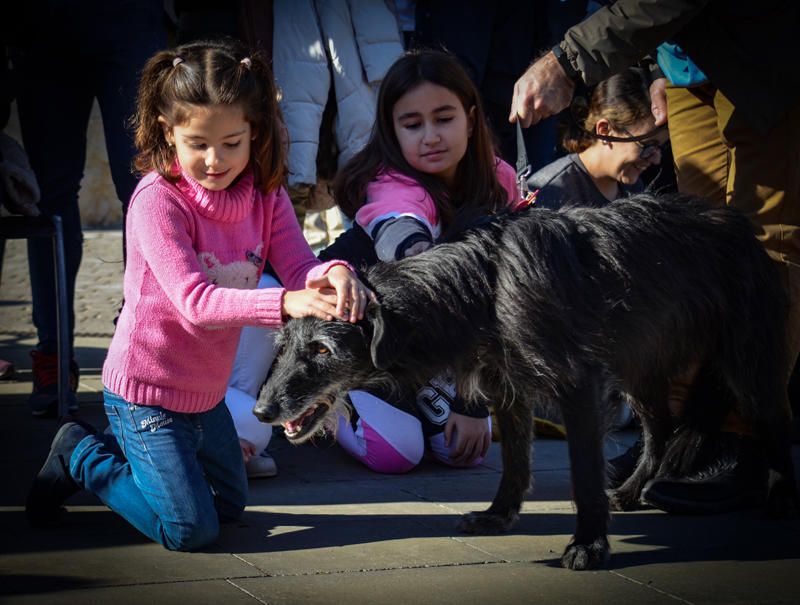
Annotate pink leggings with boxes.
[335,390,490,474]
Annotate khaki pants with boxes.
[667,84,800,382]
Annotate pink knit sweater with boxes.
[102,169,347,413]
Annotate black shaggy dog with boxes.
[254,193,797,570]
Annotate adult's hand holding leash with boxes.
[509,51,576,128]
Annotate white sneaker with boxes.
[246,452,278,479]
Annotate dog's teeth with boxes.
[283,404,320,436]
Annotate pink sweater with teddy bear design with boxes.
[103,169,348,413]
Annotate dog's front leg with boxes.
[458,402,533,534]
[559,378,611,570]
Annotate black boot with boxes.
[641,434,768,515]
[26,419,96,527]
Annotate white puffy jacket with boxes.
[273,0,404,187]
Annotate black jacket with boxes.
[560,0,799,132]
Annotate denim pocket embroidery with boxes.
[139,410,174,433]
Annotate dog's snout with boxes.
[252,387,280,423]
[252,402,274,423]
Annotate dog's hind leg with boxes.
[457,399,533,535]
[609,379,672,511]
[559,375,612,570]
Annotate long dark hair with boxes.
[561,67,653,153]
[131,38,285,195]
[334,49,507,228]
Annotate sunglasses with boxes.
[592,123,669,160]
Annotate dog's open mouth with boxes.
[282,401,331,442]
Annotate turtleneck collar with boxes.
[174,167,256,223]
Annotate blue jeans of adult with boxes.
[11,0,165,356]
[70,389,248,551]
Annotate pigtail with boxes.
[131,50,181,179]
[244,51,287,195]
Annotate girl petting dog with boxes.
[324,49,524,473]
[26,38,370,551]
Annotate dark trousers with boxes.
[12,0,165,355]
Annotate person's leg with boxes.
[641,90,800,513]
[14,50,92,360]
[196,402,249,522]
[71,390,222,551]
[226,273,281,474]
[336,390,424,473]
[12,37,92,414]
[715,92,800,375]
[92,0,166,224]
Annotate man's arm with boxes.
[510,0,710,127]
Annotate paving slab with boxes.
[235,563,684,605]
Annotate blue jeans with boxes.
[70,389,248,551]
[12,0,166,355]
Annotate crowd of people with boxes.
[3,0,797,551]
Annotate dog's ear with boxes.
[366,302,409,370]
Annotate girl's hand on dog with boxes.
[283,288,341,321]
[445,412,491,465]
[306,265,375,323]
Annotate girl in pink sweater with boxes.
[315,50,522,474]
[25,39,369,551]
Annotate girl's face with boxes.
[162,104,252,191]
[392,81,475,187]
[596,117,667,185]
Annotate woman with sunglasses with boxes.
[528,67,668,209]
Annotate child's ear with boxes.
[158,116,175,146]
[467,105,476,137]
[595,118,611,137]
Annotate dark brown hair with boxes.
[334,49,507,228]
[561,67,653,153]
[131,38,285,194]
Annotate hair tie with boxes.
[172,57,183,68]
[240,57,252,69]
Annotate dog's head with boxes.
[253,309,404,443]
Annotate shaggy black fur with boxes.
[254,193,797,570]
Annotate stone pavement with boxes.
[1,229,800,604]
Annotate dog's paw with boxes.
[457,510,517,534]
[561,536,610,570]
[608,487,643,511]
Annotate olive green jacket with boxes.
[560,0,798,133]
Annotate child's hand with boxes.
[306,265,375,323]
[444,412,491,466]
[239,438,257,463]
[283,288,341,321]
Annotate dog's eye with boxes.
[317,346,330,355]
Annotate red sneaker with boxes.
[28,350,79,417]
